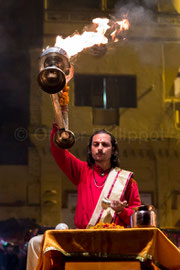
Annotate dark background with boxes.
[0,0,43,164]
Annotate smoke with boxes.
[109,0,159,65]
[112,0,157,25]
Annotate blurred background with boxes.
[0,0,180,268]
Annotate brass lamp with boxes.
[37,46,75,149]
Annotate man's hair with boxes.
[87,129,120,168]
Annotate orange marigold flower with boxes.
[59,85,70,106]
[89,222,124,229]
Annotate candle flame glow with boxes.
[55,17,130,58]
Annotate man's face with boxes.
[91,133,113,163]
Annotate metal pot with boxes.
[130,205,157,228]
[38,47,71,94]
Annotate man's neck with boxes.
[95,161,111,171]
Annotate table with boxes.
[35,228,180,270]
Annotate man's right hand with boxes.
[110,200,128,214]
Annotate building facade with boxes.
[0,0,180,230]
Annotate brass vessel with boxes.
[131,205,157,228]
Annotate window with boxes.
[74,74,137,109]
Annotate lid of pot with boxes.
[133,205,155,211]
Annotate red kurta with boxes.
[51,125,141,229]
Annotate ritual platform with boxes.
[35,228,180,270]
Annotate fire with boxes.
[55,17,130,58]
[110,19,130,42]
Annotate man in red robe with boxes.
[26,125,141,270]
[51,124,141,228]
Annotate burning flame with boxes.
[55,18,130,58]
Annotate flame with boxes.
[110,19,130,42]
[55,17,130,58]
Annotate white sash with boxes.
[87,168,132,228]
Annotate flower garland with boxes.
[89,222,124,229]
[59,84,70,106]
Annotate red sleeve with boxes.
[115,178,141,226]
[50,124,84,186]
